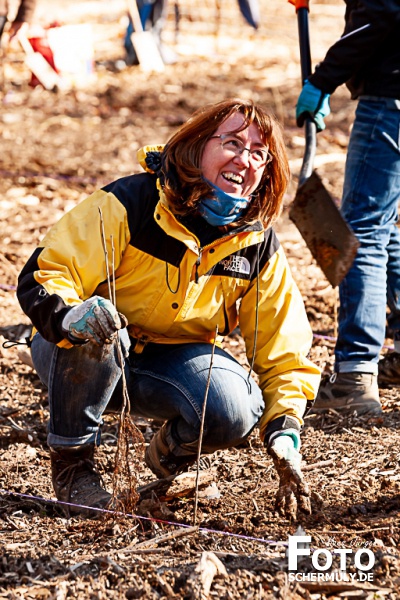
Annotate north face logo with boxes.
[220,255,251,275]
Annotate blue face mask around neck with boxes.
[198,181,251,227]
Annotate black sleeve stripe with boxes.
[103,173,187,267]
[17,248,70,344]
[255,228,281,278]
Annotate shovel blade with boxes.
[130,31,165,72]
[289,171,359,287]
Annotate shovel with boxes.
[288,1,359,288]
[17,34,68,91]
[126,0,165,73]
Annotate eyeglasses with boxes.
[210,134,272,168]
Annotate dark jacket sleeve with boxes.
[309,0,400,95]
[17,248,71,344]
[16,173,154,346]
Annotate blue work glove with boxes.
[268,431,311,520]
[61,296,122,346]
[296,80,331,132]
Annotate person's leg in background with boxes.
[378,192,400,383]
[124,0,176,66]
[148,0,177,64]
[0,16,7,42]
[312,99,400,415]
[124,0,153,65]
[0,16,8,94]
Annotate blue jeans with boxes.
[336,98,400,374]
[31,331,264,454]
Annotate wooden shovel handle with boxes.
[297,7,312,83]
[297,6,317,186]
[126,0,144,33]
[17,33,34,55]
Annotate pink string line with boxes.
[0,489,371,556]
[0,487,286,548]
[0,169,108,185]
[0,321,394,351]
[0,165,398,354]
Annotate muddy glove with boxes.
[268,431,311,520]
[296,80,331,132]
[62,296,122,346]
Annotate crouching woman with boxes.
[17,98,320,519]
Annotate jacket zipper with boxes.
[194,227,257,284]
[195,247,203,283]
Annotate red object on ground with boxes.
[27,24,61,87]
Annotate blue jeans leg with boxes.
[125,343,265,456]
[386,223,400,341]
[31,333,264,454]
[31,330,131,448]
[336,100,400,374]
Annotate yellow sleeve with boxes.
[239,245,321,440]
[18,189,130,347]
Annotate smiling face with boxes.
[200,113,266,198]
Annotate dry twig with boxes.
[187,551,228,600]
[193,326,218,525]
[123,525,199,551]
[99,207,144,515]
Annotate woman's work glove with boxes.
[268,431,311,520]
[61,296,122,346]
[296,80,331,132]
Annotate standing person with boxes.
[17,99,320,519]
[0,0,36,44]
[296,0,400,416]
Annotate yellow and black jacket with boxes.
[17,159,320,439]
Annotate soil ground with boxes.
[0,1,399,598]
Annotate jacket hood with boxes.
[137,145,165,174]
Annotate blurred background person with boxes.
[295,0,400,416]
[0,0,37,45]
[17,98,320,519]
[124,0,176,65]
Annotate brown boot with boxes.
[378,352,400,386]
[144,424,196,479]
[50,445,111,518]
[310,372,382,416]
